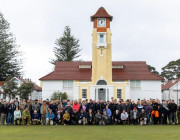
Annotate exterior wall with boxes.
[42,80,74,100]
[130,80,162,101]
[30,90,42,100]
[162,81,180,104]
[92,28,112,84]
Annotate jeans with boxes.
[146,114,150,125]
[41,114,46,125]
[7,113,14,125]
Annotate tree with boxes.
[147,64,160,75]
[161,59,180,80]
[50,26,82,65]
[2,79,18,100]
[51,91,68,101]
[0,12,22,81]
[18,82,34,100]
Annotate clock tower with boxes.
[91,7,113,85]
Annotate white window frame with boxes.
[130,80,141,90]
[63,80,73,90]
[82,88,87,99]
[117,89,122,99]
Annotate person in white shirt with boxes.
[121,110,128,124]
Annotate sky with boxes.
[0,0,180,85]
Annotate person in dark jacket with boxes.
[171,100,177,124]
[113,110,120,124]
[151,100,159,125]
[32,110,40,125]
[178,99,180,124]
[56,110,63,125]
[86,99,95,113]
[65,101,73,115]
[87,109,94,125]
[161,101,169,125]
[7,101,16,125]
[71,109,78,125]
[78,109,86,125]
[0,101,7,125]
[139,109,147,125]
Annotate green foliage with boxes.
[161,59,180,80]
[51,91,68,101]
[0,12,22,81]
[50,26,82,65]
[18,82,34,100]
[2,79,18,99]
[147,64,160,75]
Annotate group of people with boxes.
[0,97,180,126]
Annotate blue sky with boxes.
[0,0,180,84]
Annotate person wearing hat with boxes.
[130,107,139,125]
[139,109,147,125]
[40,100,48,125]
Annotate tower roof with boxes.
[91,7,113,21]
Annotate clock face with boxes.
[97,18,106,27]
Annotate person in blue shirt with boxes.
[104,105,112,124]
[7,101,16,125]
[46,109,55,125]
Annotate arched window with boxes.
[96,80,107,85]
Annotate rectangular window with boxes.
[117,89,122,99]
[63,80,73,90]
[82,89,87,99]
[130,81,141,90]
[100,34,104,42]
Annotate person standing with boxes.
[178,99,180,124]
[0,101,7,125]
[40,100,48,125]
[7,101,16,125]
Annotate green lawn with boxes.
[0,125,179,140]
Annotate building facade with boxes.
[40,7,163,101]
[162,78,180,104]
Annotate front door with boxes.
[98,88,106,101]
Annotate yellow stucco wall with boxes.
[74,27,129,101]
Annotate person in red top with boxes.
[72,100,80,112]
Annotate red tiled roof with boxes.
[91,7,113,21]
[0,81,5,86]
[39,61,163,81]
[34,83,42,91]
[162,78,180,90]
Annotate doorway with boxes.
[98,88,106,101]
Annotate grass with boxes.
[0,125,180,140]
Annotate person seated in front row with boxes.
[46,109,55,125]
[95,110,102,125]
[87,109,94,125]
[113,110,120,124]
[121,109,128,124]
[14,107,22,125]
[71,109,78,125]
[139,109,147,125]
[32,110,40,125]
[63,110,70,125]
[78,109,86,125]
[56,111,63,125]
[102,111,109,125]
[22,107,31,125]
[130,107,139,125]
